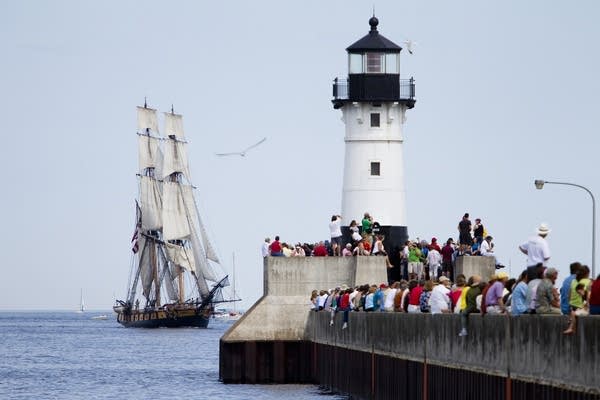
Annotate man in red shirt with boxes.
[339,288,352,329]
[407,280,424,313]
[440,238,455,280]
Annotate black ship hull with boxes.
[115,306,211,328]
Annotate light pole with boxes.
[534,179,596,278]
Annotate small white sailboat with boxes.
[76,289,85,313]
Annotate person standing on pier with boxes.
[329,215,343,256]
[519,223,551,279]
[458,213,473,246]
[473,218,484,244]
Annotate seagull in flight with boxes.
[215,137,267,157]
[403,40,416,55]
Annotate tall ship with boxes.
[114,102,230,328]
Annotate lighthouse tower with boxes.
[332,16,416,252]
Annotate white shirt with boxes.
[261,242,270,257]
[520,235,551,266]
[383,288,397,310]
[427,249,442,267]
[429,284,451,314]
[480,240,494,256]
[317,294,328,309]
[329,217,342,238]
[351,231,362,242]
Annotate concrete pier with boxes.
[220,257,600,399]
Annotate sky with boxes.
[1,1,598,310]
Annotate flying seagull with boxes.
[403,40,416,55]
[216,137,267,157]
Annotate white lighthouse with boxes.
[333,16,415,251]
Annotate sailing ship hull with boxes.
[115,306,211,328]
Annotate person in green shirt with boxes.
[408,242,423,280]
[564,265,591,334]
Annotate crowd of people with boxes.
[261,212,504,285]
[309,263,600,335]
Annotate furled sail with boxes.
[162,182,191,241]
[139,176,162,231]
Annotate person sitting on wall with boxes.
[485,272,509,314]
[480,236,505,269]
[269,236,283,256]
[372,235,387,256]
[459,275,484,337]
[313,241,328,257]
[511,270,529,315]
[536,267,561,315]
[342,243,353,256]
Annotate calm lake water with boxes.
[0,311,346,399]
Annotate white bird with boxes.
[403,40,417,55]
[215,137,267,157]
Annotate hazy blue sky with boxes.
[1,1,598,310]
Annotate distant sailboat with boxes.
[76,289,85,313]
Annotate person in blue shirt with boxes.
[560,262,581,315]
[373,284,386,311]
[511,270,529,315]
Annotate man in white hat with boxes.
[519,223,551,278]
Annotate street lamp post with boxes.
[534,179,596,278]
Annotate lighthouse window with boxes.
[370,113,380,127]
[349,54,363,73]
[385,54,399,73]
[366,53,384,73]
[370,162,381,176]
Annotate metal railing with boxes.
[332,77,415,101]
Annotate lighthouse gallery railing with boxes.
[332,77,415,101]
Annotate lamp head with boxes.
[534,180,545,190]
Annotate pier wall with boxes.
[220,257,600,399]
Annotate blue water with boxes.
[0,311,346,400]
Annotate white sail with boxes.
[139,176,162,231]
[189,232,219,282]
[138,134,163,175]
[182,187,220,264]
[163,266,179,302]
[164,112,185,139]
[162,182,191,241]
[165,242,196,273]
[138,237,154,299]
[193,271,210,297]
[162,138,191,179]
[137,106,159,133]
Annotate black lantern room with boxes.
[332,16,416,109]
